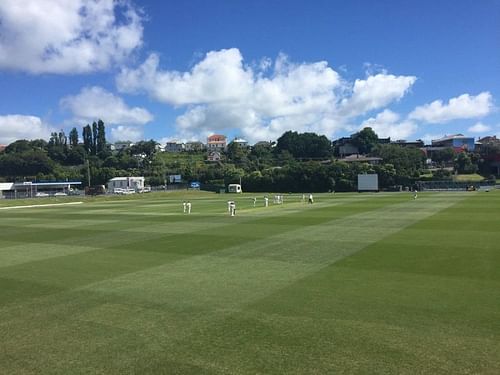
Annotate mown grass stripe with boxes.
[1,191,498,374]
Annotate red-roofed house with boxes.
[207,134,227,151]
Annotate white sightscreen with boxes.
[357,174,378,191]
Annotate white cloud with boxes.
[61,86,153,126]
[468,122,491,133]
[0,0,143,74]
[360,109,418,140]
[0,115,55,144]
[117,48,417,142]
[409,92,493,123]
[117,49,255,106]
[340,74,416,117]
[110,125,143,142]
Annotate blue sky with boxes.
[0,0,498,145]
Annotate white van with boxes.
[227,184,242,193]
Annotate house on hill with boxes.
[333,135,390,157]
[338,154,382,165]
[230,137,249,148]
[111,141,134,152]
[207,134,227,151]
[165,141,185,153]
[391,139,425,148]
[431,134,475,152]
[185,141,205,152]
[207,151,222,162]
[477,136,500,147]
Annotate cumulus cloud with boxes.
[117,49,255,106]
[360,109,418,140]
[340,74,416,117]
[60,86,153,126]
[117,48,416,142]
[0,0,143,74]
[468,122,491,133]
[409,92,493,123]
[109,125,143,142]
[0,115,55,144]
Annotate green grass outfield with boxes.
[1,190,499,374]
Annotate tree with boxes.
[351,127,379,154]
[477,143,500,175]
[66,145,85,165]
[129,140,157,158]
[249,142,275,170]
[373,163,397,188]
[0,149,55,178]
[69,127,79,147]
[454,152,477,174]
[96,119,107,155]
[432,147,455,165]
[373,144,425,184]
[82,124,92,154]
[276,131,332,159]
[226,141,250,167]
[30,139,48,150]
[5,140,33,154]
[48,130,67,147]
[58,130,67,146]
[91,121,98,155]
[432,168,452,180]
[47,130,68,164]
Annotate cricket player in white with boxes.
[187,201,192,213]
[183,201,187,213]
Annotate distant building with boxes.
[0,144,6,153]
[0,181,82,199]
[254,141,272,147]
[111,141,134,152]
[107,177,145,193]
[333,137,359,157]
[478,135,500,146]
[338,154,382,165]
[333,136,390,157]
[477,136,500,175]
[431,134,475,152]
[165,141,185,153]
[207,151,222,162]
[185,141,205,152]
[391,139,425,148]
[207,134,227,151]
[230,137,249,148]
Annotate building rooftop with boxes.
[338,154,382,163]
[432,134,471,143]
